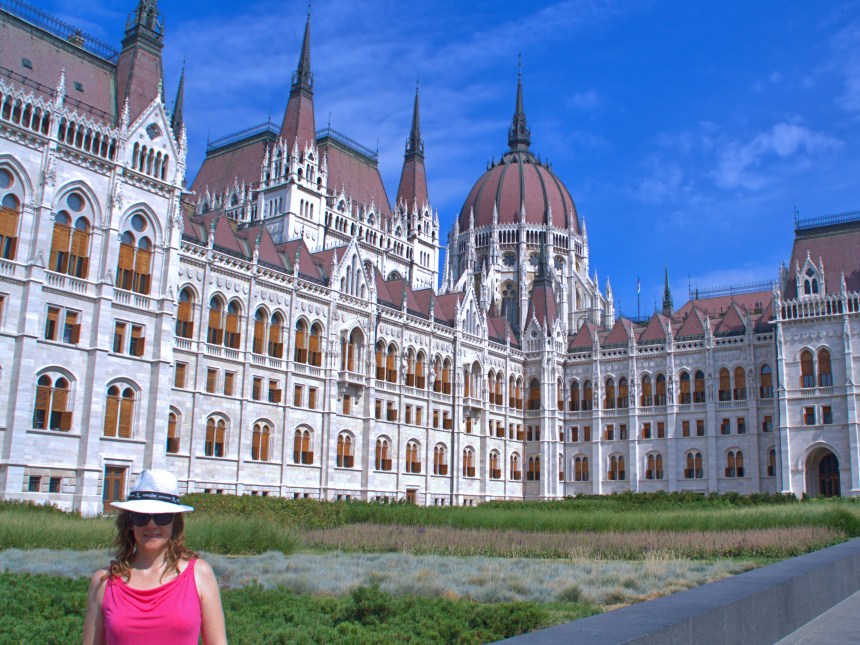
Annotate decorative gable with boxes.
[795,252,825,298]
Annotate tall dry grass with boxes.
[299,524,842,559]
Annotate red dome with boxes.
[458,149,578,232]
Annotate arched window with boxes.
[501,282,518,330]
[434,443,448,475]
[406,440,421,473]
[609,455,625,480]
[269,314,284,358]
[733,367,746,400]
[375,341,386,380]
[443,359,452,395]
[569,380,579,411]
[760,365,773,398]
[726,450,744,478]
[604,378,615,409]
[167,411,180,453]
[694,370,706,402]
[527,455,540,481]
[34,375,71,430]
[205,417,226,457]
[655,374,666,405]
[337,432,354,468]
[582,380,593,411]
[104,385,134,438]
[406,349,416,387]
[559,453,565,482]
[116,227,153,295]
[515,377,523,409]
[175,288,194,338]
[207,298,224,345]
[295,320,308,363]
[252,423,271,461]
[416,352,426,389]
[718,368,731,401]
[617,377,628,408]
[818,349,832,387]
[224,301,241,349]
[510,453,521,480]
[342,329,362,373]
[528,378,541,410]
[50,201,91,278]
[294,428,313,464]
[375,437,391,471]
[308,324,323,367]
[685,451,703,479]
[646,453,664,480]
[679,372,691,404]
[574,456,589,482]
[640,375,652,407]
[463,447,475,477]
[767,448,776,477]
[495,373,503,405]
[800,350,815,388]
[489,450,501,479]
[0,187,21,260]
[253,309,266,354]
[386,343,397,383]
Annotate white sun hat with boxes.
[110,469,194,514]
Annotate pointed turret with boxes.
[116,0,165,124]
[170,61,185,140]
[280,13,316,151]
[508,57,531,152]
[662,265,674,317]
[395,83,429,214]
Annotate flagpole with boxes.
[637,277,640,320]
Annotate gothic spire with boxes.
[405,80,424,159]
[662,264,674,317]
[508,56,531,152]
[292,12,313,97]
[170,60,185,139]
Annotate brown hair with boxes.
[107,511,198,582]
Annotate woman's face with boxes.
[130,514,174,551]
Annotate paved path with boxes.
[775,588,860,644]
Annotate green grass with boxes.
[0,572,601,645]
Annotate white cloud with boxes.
[631,159,689,204]
[568,89,601,109]
[712,122,841,190]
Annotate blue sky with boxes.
[40,0,860,317]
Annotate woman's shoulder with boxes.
[87,569,110,600]
[190,558,219,591]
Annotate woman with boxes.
[82,469,227,645]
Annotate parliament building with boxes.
[0,1,857,515]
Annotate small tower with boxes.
[170,61,185,142]
[662,265,674,317]
[116,0,165,123]
[280,12,316,151]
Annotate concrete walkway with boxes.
[775,588,860,644]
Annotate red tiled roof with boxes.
[372,266,395,306]
[785,223,860,298]
[396,156,429,212]
[569,321,598,349]
[526,282,558,329]
[433,293,462,325]
[280,92,315,153]
[321,141,392,220]
[602,317,634,345]
[385,278,423,313]
[673,291,771,320]
[638,313,670,343]
[713,302,746,336]
[189,138,267,196]
[675,307,707,338]
[0,13,117,125]
[278,238,318,279]
[117,47,162,124]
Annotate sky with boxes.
[37,0,860,318]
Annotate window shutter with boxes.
[50,224,71,272]
[0,206,19,238]
[131,327,144,356]
[254,319,265,353]
[269,324,282,356]
[59,411,73,431]
[134,247,152,294]
[295,330,306,362]
[34,384,50,426]
[103,395,119,436]
[206,369,216,393]
[70,229,90,276]
[309,333,320,366]
[260,430,269,461]
[118,397,134,438]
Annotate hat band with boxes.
[127,490,180,505]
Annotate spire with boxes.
[292,11,313,96]
[117,0,165,124]
[662,264,674,317]
[280,12,316,149]
[508,56,531,151]
[405,80,424,159]
[170,60,185,139]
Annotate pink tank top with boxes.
[102,559,202,645]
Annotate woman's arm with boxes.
[81,570,107,645]
[195,559,228,645]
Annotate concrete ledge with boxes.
[495,538,860,645]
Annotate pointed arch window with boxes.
[462,447,475,477]
[574,456,589,481]
[342,329,362,373]
[617,377,628,408]
[253,309,266,354]
[569,380,580,411]
[733,367,746,400]
[205,418,226,457]
[176,288,194,338]
[167,411,179,453]
[406,349,416,387]
[294,428,313,464]
[510,453,521,480]
[116,231,153,295]
[386,343,397,383]
[582,380,592,411]
[308,324,323,367]
[104,385,134,438]
[559,453,565,482]
[224,301,241,349]
[375,437,391,471]
[818,349,832,387]
[655,374,666,405]
[726,450,744,478]
[767,448,776,477]
[433,443,448,475]
[527,455,540,481]
[608,455,625,481]
[51,209,90,278]
[528,378,541,410]
[679,372,691,404]
[800,351,815,388]
[207,298,224,345]
[337,432,354,468]
[604,378,615,409]
[252,423,271,461]
[558,378,564,411]
[406,440,421,473]
[295,321,308,364]
[760,365,773,398]
[269,314,284,357]
[685,452,703,479]
[718,368,731,401]
[640,375,652,407]
[489,450,501,479]
[375,341,385,380]
[646,453,664,480]
[0,192,20,260]
[34,375,71,431]
[416,352,426,389]
[694,370,706,402]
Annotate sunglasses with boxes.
[129,512,175,527]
